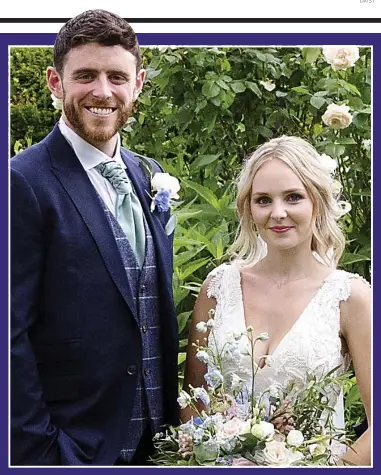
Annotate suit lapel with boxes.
[121,149,173,291]
[45,126,138,318]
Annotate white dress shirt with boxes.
[58,117,126,217]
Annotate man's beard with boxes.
[62,94,133,145]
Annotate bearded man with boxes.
[11,9,179,466]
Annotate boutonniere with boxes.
[139,156,180,212]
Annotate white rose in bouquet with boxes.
[287,429,304,447]
[322,46,360,71]
[251,421,275,440]
[263,440,303,466]
[322,104,353,129]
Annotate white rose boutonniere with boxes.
[138,156,180,213]
[150,172,180,212]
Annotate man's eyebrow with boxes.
[71,68,131,78]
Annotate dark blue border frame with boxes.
[3,32,378,473]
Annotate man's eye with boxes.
[110,75,127,83]
[76,74,94,81]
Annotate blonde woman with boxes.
[183,136,371,466]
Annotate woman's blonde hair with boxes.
[229,135,350,268]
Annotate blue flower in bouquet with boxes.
[196,350,210,364]
[193,387,210,407]
[193,427,205,445]
[177,390,192,409]
[203,413,224,431]
[180,419,197,436]
[204,366,224,389]
[193,416,204,427]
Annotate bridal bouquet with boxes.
[150,309,352,466]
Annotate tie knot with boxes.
[96,160,132,195]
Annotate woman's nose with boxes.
[270,200,287,220]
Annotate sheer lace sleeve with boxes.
[337,271,371,303]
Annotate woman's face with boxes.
[250,158,314,252]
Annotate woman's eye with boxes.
[255,196,271,205]
[287,193,302,202]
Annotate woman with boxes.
[183,136,371,466]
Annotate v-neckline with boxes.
[237,267,336,369]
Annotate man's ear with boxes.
[133,68,146,102]
[46,66,63,99]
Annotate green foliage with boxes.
[10,46,371,435]
[10,47,59,155]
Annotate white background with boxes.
[0,1,380,33]
[0,0,380,18]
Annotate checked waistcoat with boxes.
[98,194,165,462]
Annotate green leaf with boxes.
[245,81,262,98]
[230,81,246,93]
[340,253,370,266]
[201,80,220,98]
[302,47,321,64]
[216,78,230,90]
[193,154,221,169]
[353,112,369,129]
[177,352,187,365]
[175,249,203,268]
[258,126,272,139]
[177,257,211,280]
[291,86,311,95]
[325,143,345,158]
[177,311,192,334]
[175,210,203,223]
[310,95,326,109]
[335,137,357,145]
[182,179,220,209]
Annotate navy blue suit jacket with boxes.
[11,125,179,465]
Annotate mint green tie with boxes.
[96,160,146,268]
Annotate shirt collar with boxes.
[58,117,125,170]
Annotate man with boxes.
[11,9,179,466]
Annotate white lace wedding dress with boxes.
[206,262,368,460]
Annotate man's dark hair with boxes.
[53,9,142,74]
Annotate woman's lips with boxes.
[270,226,294,233]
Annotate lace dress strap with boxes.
[330,270,371,304]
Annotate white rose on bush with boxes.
[323,46,360,71]
[322,104,353,129]
[286,429,304,447]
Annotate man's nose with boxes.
[92,76,112,100]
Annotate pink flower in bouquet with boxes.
[232,457,257,466]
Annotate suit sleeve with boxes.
[11,167,61,465]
